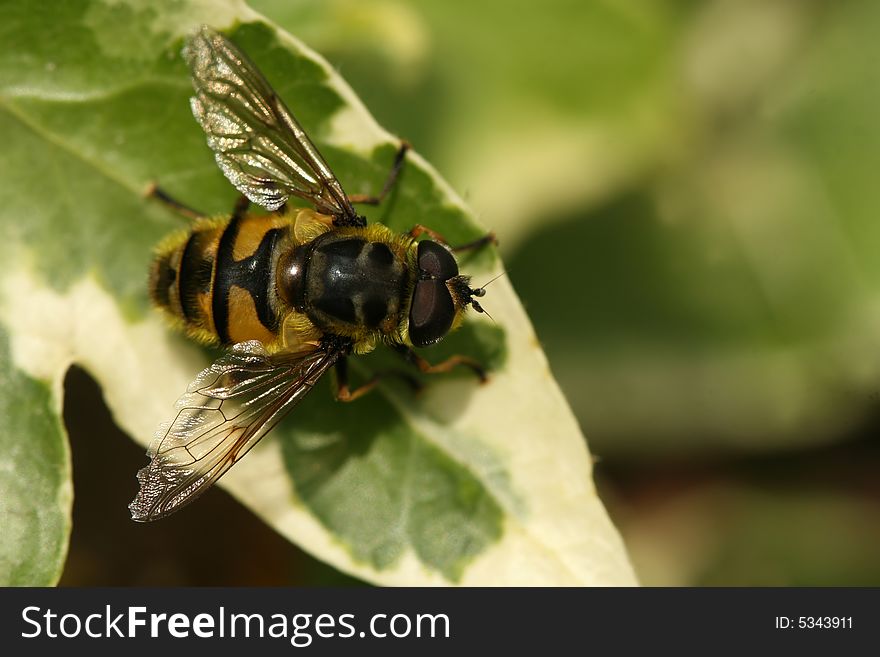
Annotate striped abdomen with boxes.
[149,214,290,346]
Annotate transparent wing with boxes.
[129,340,341,521]
[183,25,357,219]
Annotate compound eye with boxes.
[417,240,459,280]
[409,279,455,347]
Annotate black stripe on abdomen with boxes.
[212,217,282,344]
[151,252,176,310]
[177,231,214,323]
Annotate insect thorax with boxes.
[292,231,410,336]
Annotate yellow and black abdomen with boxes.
[149,214,291,347]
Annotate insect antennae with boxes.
[476,271,506,291]
[466,270,504,321]
[468,294,496,324]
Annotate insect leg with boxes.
[347,142,411,206]
[231,194,250,222]
[144,183,205,221]
[333,356,422,402]
[408,224,448,242]
[394,345,488,383]
[451,232,497,253]
[408,225,498,253]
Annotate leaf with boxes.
[0,327,70,585]
[0,0,635,585]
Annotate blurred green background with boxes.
[61,0,880,585]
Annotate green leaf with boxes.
[0,327,70,585]
[0,0,634,584]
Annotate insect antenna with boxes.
[467,270,506,323]
[475,271,506,291]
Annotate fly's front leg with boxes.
[408,225,498,253]
[394,345,488,383]
[144,183,205,221]
[347,141,411,206]
[333,356,423,402]
[451,232,498,253]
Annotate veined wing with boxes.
[129,340,342,521]
[183,25,358,221]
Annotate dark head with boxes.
[407,240,488,347]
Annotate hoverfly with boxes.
[129,26,495,521]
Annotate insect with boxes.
[129,26,495,521]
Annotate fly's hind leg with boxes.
[230,194,250,222]
[394,345,488,384]
[347,141,411,206]
[144,183,205,222]
[145,184,251,223]
[333,355,423,402]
